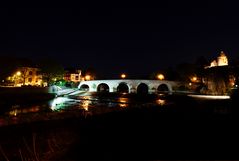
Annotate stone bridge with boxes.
[78,79,179,94]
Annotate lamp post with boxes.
[16,71,21,76]
[85,75,91,81]
[157,74,164,80]
[121,73,126,79]
[191,76,197,82]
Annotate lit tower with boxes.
[217,51,228,66]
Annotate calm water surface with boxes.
[0,92,170,126]
[0,91,235,127]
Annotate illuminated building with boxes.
[210,60,217,67]
[64,69,82,82]
[217,51,228,66]
[206,51,228,68]
[12,67,43,87]
[85,75,91,81]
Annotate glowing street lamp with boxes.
[157,74,164,80]
[16,71,21,76]
[191,76,197,82]
[85,75,91,81]
[121,73,126,79]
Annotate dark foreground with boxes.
[0,95,239,161]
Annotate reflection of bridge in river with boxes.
[78,79,179,94]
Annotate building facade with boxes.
[10,67,43,87]
[207,51,228,68]
[64,69,82,82]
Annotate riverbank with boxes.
[0,87,56,105]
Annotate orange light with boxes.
[16,71,21,76]
[85,75,91,81]
[121,74,126,79]
[157,74,164,80]
[192,76,197,82]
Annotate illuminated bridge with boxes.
[78,79,179,94]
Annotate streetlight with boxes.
[85,75,91,81]
[157,74,164,80]
[16,71,21,76]
[121,73,126,79]
[191,76,197,82]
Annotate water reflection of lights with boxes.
[82,100,90,111]
[9,105,40,116]
[188,94,230,100]
[156,99,166,105]
[9,110,17,116]
[50,97,72,111]
[118,97,129,108]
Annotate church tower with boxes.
[217,51,228,66]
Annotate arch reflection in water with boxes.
[155,99,166,106]
[118,97,129,108]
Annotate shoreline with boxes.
[0,87,56,105]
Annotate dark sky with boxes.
[1,2,239,78]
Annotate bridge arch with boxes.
[157,84,170,94]
[97,83,110,92]
[79,84,90,91]
[117,82,129,93]
[137,83,149,94]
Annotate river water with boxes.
[0,92,169,126]
[0,91,234,127]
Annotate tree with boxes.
[38,59,65,86]
[164,67,180,81]
[83,67,97,80]
[18,67,28,85]
[0,56,34,85]
[195,56,209,68]
[175,63,196,82]
[0,56,18,81]
[194,56,209,83]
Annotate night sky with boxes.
[1,2,239,78]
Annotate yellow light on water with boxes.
[118,97,129,108]
[156,99,166,105]
[82,100,90,111]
